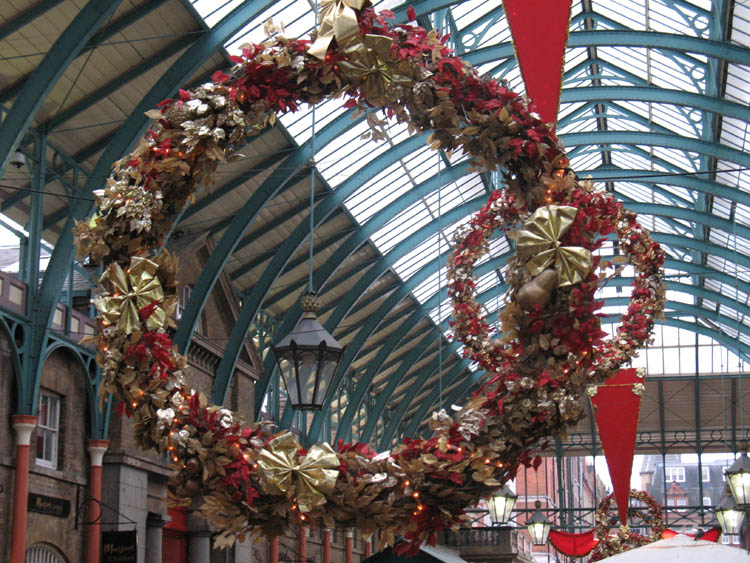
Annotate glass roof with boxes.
[187,0,750,414]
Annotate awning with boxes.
[362,544,468,563]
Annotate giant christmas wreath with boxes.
[73,1,665,554]
[591,489,665,560]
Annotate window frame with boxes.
[36,391,60,469]
[665,466,686,482]
[701,466,710,482]
[177,285,203,335]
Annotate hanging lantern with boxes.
[271,292,345,410]
[726,447,750,506]
[716,491,745,536]
[488,485,517,525]
[526,500,552,545]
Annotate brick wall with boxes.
[0,338,91,562]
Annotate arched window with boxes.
[25,543,68,563]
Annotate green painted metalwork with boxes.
[0,0,66,42]
[465,30,750,68]
[379,362,462,448]
[257,163,470,406]
[20,0,281,420]
[296,200,481,440]
[40,35,203,132]
[0,0,124,179]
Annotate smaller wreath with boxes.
[591,489,665,560]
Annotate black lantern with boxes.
[716,490,745,536]
[271,292,344,410]
[726,447,750,507]
[526,500,552,545]
[488,485,517,525]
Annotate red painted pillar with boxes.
[298,525,307,562]
[10,414,37,563]
[323,528,332,563]
[270,537,279,563]
[364,537,372,558]
[345,529,353,563]
[86,439,109,563]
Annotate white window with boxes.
[36,392,60,469]
[665,466,685,482]
[702,466,710,482]
[703,496,712,506]
[675,498,687,511]
[177,285,202,334]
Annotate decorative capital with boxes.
[12,414,38,446]
[87,439,110,466]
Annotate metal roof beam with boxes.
[25,0,282,416]
[178,131,289,222]
[335,252,511,444]
[379,362,462,449]
[652,232,750,271]
[0,0,176,103]
[356,328,438,442]
[255,160,469,344]
[0,0,125,181]
[561,131,750,167]
[287,200,480,439]
[230,209,347,282]
[465,30,750,68]
[0,0,66,42]
[39,35,200,132]
[625,202,750,242]
[210,134,434,409]
[587,166,750,207]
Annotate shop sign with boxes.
[101,530,138,562]
[27,493,70,518]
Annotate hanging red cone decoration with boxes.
[504,0,572,125]
[590,368,644,525]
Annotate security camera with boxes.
[10,151,25,169]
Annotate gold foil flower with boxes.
[339,35,413,106]
[93,257,166,334]
[257,432,340,513]
[516,205,593,287]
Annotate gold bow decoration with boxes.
[308,0,367,60]
[516,205,593,287]
[338,34,413,106]
[93,257,166,334]
[257,432,340,513]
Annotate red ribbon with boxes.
[662,527,722,542]
[548,528,598,556]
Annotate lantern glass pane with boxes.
[528,521,550,545]
[314,352,338,405]
[488,494,515,524]
[728,471,750,506]
[299,350,319,406]
[278,356,298,403]
[717,507,745,535]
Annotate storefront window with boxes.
[26,543,67,563]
